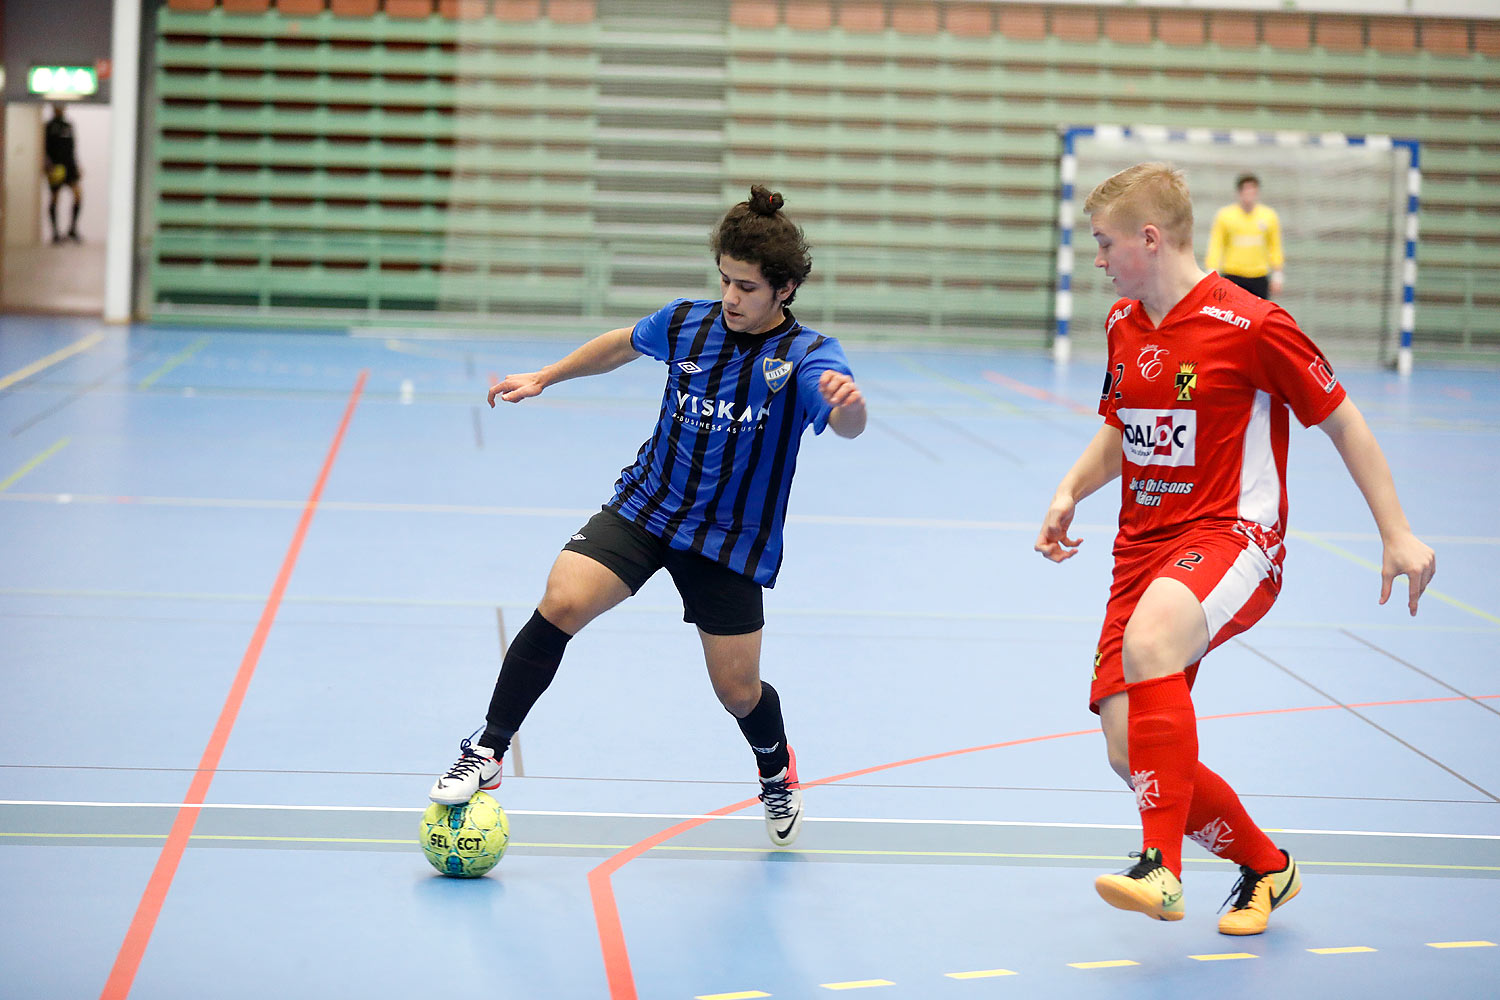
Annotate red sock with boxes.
[1125,673,1198,877]
[1185,763,1286,874]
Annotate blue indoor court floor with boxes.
[1,315,1496,1000]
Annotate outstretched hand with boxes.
[488,372,546,407]
[1380,530,1436,615]
[1034,495,1083,563]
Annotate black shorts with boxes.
[563,506,764,636]
[1223,273,1271,299]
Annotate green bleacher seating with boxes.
[148,3,1496,346]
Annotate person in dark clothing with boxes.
[44,103,83,243]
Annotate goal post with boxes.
[1054,125,1420,376]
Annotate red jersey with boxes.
[1097,272,1346,554]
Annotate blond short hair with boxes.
[1082,162,1194,249]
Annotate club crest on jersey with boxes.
[1175,362,1197,401]
[762,357,793,393]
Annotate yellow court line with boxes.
[945,968,1017,979]
[1291,530,1500,625]
[820,981,894,991]
[0,438,70,494]
[695,992,770,1000]
[1190,953,1258,962]
[1069,960,1139,970]
[0,332,104,393]
[137,335,210,389]
[1308,946,1377,955]
[1427,940,1495,949]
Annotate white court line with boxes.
[2,800,1497,839]
[3,492,1499,544]
[3,585,1497,633]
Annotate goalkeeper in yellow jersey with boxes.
[1204,174,1282,299]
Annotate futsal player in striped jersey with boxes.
[1035,163,1435,933]
[430,186,865,847]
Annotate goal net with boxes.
[1055,125,1419,373]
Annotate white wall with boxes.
[4,103,43,246]
[34,103,111,244]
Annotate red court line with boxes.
[587,690,1499,999]
[981,369,1095,415]
[98,371,367,1000]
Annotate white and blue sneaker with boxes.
[759,746,804,847]
[429,733,501,805]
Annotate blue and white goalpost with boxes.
[1055,125,1420,376]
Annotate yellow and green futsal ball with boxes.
[419,791,509,878]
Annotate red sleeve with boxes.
[1099,363,1124,428]
[1251,307,1347,427]
[1098,306,1124,428]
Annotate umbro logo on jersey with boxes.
[677,361,702,374]
[571,533,586,541]
[762,357,793,393]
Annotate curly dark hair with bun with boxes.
[710,185,813,304]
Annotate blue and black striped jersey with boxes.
[607,298,853,587]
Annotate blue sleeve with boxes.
[795,337,853,435]
[629,299,687,362]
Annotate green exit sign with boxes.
[28,66,98,97]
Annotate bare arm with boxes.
[820,370,867,439]
[1318,396,1436,614]
[487,327,641,406]
[1034,422,1123,562]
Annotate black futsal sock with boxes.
[480,610,571,753]
[735,681,791,778]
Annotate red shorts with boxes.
[1089,522,1282,713]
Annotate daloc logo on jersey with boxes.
[1117,408,1197,467]
[762,357,793,393]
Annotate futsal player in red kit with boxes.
[1035,163,1436,934]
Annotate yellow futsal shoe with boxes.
[1095,848,1185,921]
[1219,850,1300,935]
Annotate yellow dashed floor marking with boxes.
[1069,959,1139,969]
[1427,940,1495,949]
